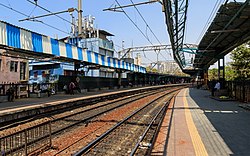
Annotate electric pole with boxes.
[78,0,82,36]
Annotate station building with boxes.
[28,28,125,84]
[0,49,29,84]
[28,15,128,84]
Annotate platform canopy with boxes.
[0,21,146,73]
[194,1,250,70]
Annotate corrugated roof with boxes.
[194,1,250,69]
[99,29,114,36]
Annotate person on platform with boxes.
[7,85,15,102]
[69,81,75,95]
[41,84,51,97]
[74,82,81,93]
[63,84,68,94]
[212,81,220,96]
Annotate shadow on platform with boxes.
[189,88,250,156]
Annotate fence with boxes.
[226,80,250,103]
[58,76,129,92]
[0,83,58,97]
[0,121,51,156]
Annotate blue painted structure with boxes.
[0,21,146,73]
[28,61,71,84]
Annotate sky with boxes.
[0,0,232,68]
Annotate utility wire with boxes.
[28,5,37,17]
[196,0,219,43]
[129,0,171,60]
[0,2,70,35]
[108,1,117,10]
[141,51,155,62]
[0,3,29,18]
[26,0,74,26]
[115,0,169,63]
[114,0,156,62]
[114,0,154,46]
[39,21,69,34]
[114,44,122,49]
[196,0,224,44]
[5,0,11,7]
[130,0,162,46]
[26,0,72,34]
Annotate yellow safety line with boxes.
[183,88,208,156]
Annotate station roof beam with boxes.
[194,0,250,70]
[162,0,189,70]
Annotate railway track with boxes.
[51,90,161,133]
[0,85,185,155]
[0,85,179,130]
[74,89,177,155]
[1,87,166,131]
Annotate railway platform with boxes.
[0,86,139,112]
[0,84,183,124]
[1,86,250,155]
[153,88,250,156]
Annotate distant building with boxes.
[63,28,116,78]
[0,49,29,83]
[28,61,72,84]
[151,60,181,74]
[28,15,126,84]
[134,53,142,66]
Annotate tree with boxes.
[230,42,250,80]
[209,63,236,81]
[146,66,158,73]
[208,68,218,80]
[225,63,236,81]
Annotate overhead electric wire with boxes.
[129,0,162,46]
[129,0,171,60]
[196,0,220,43]
[196,0,225,44]
[39,21,69,34]
[0,3,30,18]
[115,0,170,63]
[114,0,157,62]
[141,52,155,63]
[114,44,123,49]
[28,5,37,17]
[0,2,70,35]
[26,0,72,34]
[114,0,154,45]
[5,0,11,7]
[26,0,74,26]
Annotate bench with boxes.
[17,85,28,98]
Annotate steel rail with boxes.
[0,89,164,156]
[50,89,165,135]
[0,86,169,130]
[1,85,187,155]
[129,99,171,155]
[73,87,182,155]
[52,88,172,155]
